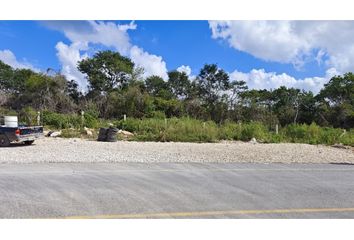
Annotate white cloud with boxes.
[209,21,354,73]
[0,49,38,71]
[177,65,197,80]
[55,42,88,90]
[49,21,168,89]
[61,21,135,55]
[177,65,192,76]
[130,46,168,80]
[229,68,340,94]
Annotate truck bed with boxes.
[0,125,44,146]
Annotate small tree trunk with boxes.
[294,107,299,124]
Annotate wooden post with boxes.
[123,114,127,121]
[37,111,41,126]
[81,111,84,128]
[276,124,279,135]
[164,118,167,128]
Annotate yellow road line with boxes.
[65,207,354,219]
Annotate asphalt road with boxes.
[0,162,354,218]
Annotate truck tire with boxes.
[0,134,10,147]
[24,140,34,145]
[106,127,118,142]
[97,128,108,141]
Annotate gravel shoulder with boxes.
[0,138,353,164]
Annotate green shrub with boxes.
[340,129,354,146]
[163,118,218,142]
[41,111,99,129]
[83,112,99,128]
[3,106,353,145]
[116,117,218,142]
[218,122,242,140]
[0,107,17,117]
[281,123,353,145]
[19,106,38,126]
[42,111,81,129]
[115,119,353,145]
[240,122,270,142]
[283,123,323,144]
[283,124,307,142]
[268,133,284,143]
[147,111,166,119]
[61,129,81,138]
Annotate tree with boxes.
[239,89,274,124]
[319,73,354,106]
[196,64,230,105]
[271,86,301,125]
[0,61,37,95]
[105,86,154,119]
[0,60,14,92]
[66,80,82,104]
[145,75,172,99]
[0,90,8,106]
[294,91,317,125]
[229,80,248,105]
[317,73,354,128]
[168,71,191,99]
[195,64,231,121]
[11,69,34,94]
[78,50,134,93]
[10,72,75,113]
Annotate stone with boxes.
[48,131,62,137]
[249,137,257,144]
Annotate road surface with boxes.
[0,162,354,218]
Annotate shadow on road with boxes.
[0,143,35,148]
[330,162,354,166]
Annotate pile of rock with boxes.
[118,129,134,139]
[249,137,258,144]
[45,130,62,137]
[83,127,93,136]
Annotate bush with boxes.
[0,107,17,116]
[41,110,99,129]
[282,123,354,146]
[218,122,242,140]
[2,106,353,146]
[147,111,166,119]
[240,122,270,142]
[340,129,354,146]
[19,106,38,126]
[283,124,307,142]
[61,129,81,138]
[116,117,218,142]
[42,111,81,129]
[114,118,354,145]
[83,111,99,128]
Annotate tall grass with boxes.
[116,117,218,142]
[281,123,352,145]
[38,110,354,146]
[116,118,353,146]
[42,111,98,129]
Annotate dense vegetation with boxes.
[0,50,353,145]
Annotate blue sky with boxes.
[0,20,353,93]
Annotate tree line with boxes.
[0,50,353,129]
